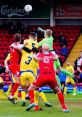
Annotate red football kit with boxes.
[33,52,59,89]
[29,53,68,111]
[9,43,20,76]
[8,43,21,98]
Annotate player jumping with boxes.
[38,28,74,82]
[4,33,22,104]
[26,44,69,112]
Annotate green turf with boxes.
[0,94,82,117]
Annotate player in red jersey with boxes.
[4,33,22,104]
[26,44,69,112]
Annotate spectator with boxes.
[58,33,67,46]
[64,61,76,95]
[73,51,82,83]
[76,51,82,83]
[74,51,82,71]
[74,58,78,71]
[60,45,68,58]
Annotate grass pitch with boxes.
[0,94,82,117]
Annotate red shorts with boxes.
[33,73,59,90]
[9,63,20,77]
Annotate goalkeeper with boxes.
[38,28,74,88]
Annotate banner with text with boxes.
[0,4,50,18]
[54,4,82,18]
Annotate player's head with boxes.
[29,32,37,41]
[42,43,50,54]
[44,29,52,38]
[14,33,21,43]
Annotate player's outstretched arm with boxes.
[38,38,46,47]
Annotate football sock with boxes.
[57,91,67,110]
[11,83,19,96]
[34,91,39,110]
[39,92,48,103]
[34,91,39,104]
[64,87,67,94]
[28,90,34,104]
[73,87,76,95]
[21,90,26,101]
[14,89,19,99]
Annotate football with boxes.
[24,4,32,12]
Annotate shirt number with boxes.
[25,56,32,64]
[32,43,35,49]
[43,56,49,63]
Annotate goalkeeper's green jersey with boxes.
[38,36,53,50]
